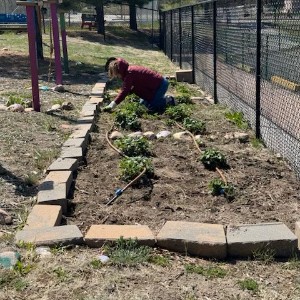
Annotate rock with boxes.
[7,104,24,112]
[0,209,12,225]
[191,96,205,101]
[52,85,65,93]
[109,131,124,140]
[173,131,192,140]
[0,251,20,268]
[234,132,249,143]
[25,108,35,112]
[143,131,156,140]
[208,135,217,141]
[1,48,9,51]
[224,133,235,140]
[128,132,143,138]
[156,130,171,138]
[35,246,52,257]
[61,101,74,111]
[50,104,61,111]
[0,104,7,111]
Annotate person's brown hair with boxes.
[108,60,119,79]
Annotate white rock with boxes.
[173,131,192,140]
[0,104,8,111]
[156,130,171,138]
[224,133,235,140]
[109,131,124,140]
[51,104,61,110]
[128,132,143,138]
[7,104,24,112]
[234,132,249,143]
[143,131,156,140]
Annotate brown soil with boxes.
[70,101,299,237]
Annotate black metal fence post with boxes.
[179,8,182,68]
[170,10,173,61]
[213,0,217,104]
[191,5,195,84]
[255,0,262,138]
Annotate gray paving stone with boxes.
[47,158,78,173]
[227,222,298,258]
[295,221,300,250]
[39,171,73,195]
[63,137,88,153]
[15,225,83,247]
[60,146,83,160]
[156,221,227,259]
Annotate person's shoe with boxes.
[166,95,175,106]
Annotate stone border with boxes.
[14,78,300,259]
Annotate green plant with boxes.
[165,104,191,121]
[119,100,147,117]
[238,278,259,293]
[52,99,64,106]
[225,111,248,129]
[114,136,151,157]
[200,148,227,170]
[105,237,151,266]
[114,111,141,131]
[24,172,39,186]
[176,94,193,104]
[53,267,68,281]
[5,95,29,107]
[283,254,300,270]
[183,117,206,134]
[175,83,192,95]
[16,241,35,251]
[33,149,59,171]
[148,254,170,267]
[119,156,153,182]
[250,137,265,149]
[208,178,235,200]
[14,260,33,276]
[185,264,227,279]
[90,258,103,269]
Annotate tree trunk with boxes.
[129,4,137,31]
[95,4,105,35]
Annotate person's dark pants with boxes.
[140,78,169,112]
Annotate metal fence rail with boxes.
[160,0,300,177]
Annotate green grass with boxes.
[185,263,227,279]
[238,278,259,293]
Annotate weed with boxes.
[105,237,151,266]
[200,148,227,170]
[252,247,275,264]
[283,254,300,270]
[16,241,35,251]
[175,83,192,95]
[185,263,227,279]
[225,111,248,129]
[183,117,206,134]
[53,267,68,281]
[5,95,31,108]
[250,137,265,149]
[52,99,64,106]
[33,149,59,171]
[14,260,33,276]
[148,254,170,267]
[176,94,193,104]
[119,156,153,182]
[0,269,18,288]
[165,104,191,121]
[114,136,151,157]
[90,258,104,269]
[24,172,39,186]
[238,278,259,293]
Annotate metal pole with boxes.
[213,1,218,103]
[179,8,182,68]
[170,10,173,61]
[191,6,195,83]
[255,0,262,138]
[60,12,69,74]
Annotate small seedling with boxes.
[14,260,33,276]
[200,148,227,170]
[104,237,151,266]
[114,136,151,157]
[119,156,153,182]
[53,267,68,281]
[183,117,206,134]
[165,104,191,121]
[148,254,170,267]
[114,111,141,131]
[185,264,227,279]
[90,258,104,269]
[209,178,235,200]
[238,278,259,293]
[225,110,248,129]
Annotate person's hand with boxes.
[103,101,117,112]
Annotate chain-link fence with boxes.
[160,0,300,177]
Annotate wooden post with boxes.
[50,2,63,84]
[16,1,40,112]
[60,12,69,74]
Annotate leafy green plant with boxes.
[250,137,265,149]
[114,136,151,157]
[165,104,191,121]
[5,95,27,107]
[14,260,33,276]
[225,111,248,129]
[208,178,235,200]
[53,267,68,281]
[124,93,140,103]
[175,94,193,104]
[90,258,104,269]
[175,83,192,95]
[185,264,227,279]
[119,156,153,182]
[183,117,206,134]
[119,100,147,117]
[200,148,227,170]
[104,237,151,266]
[114,111,141,131]
[238,278,259,293]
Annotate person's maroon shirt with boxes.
[114,58,164,104]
